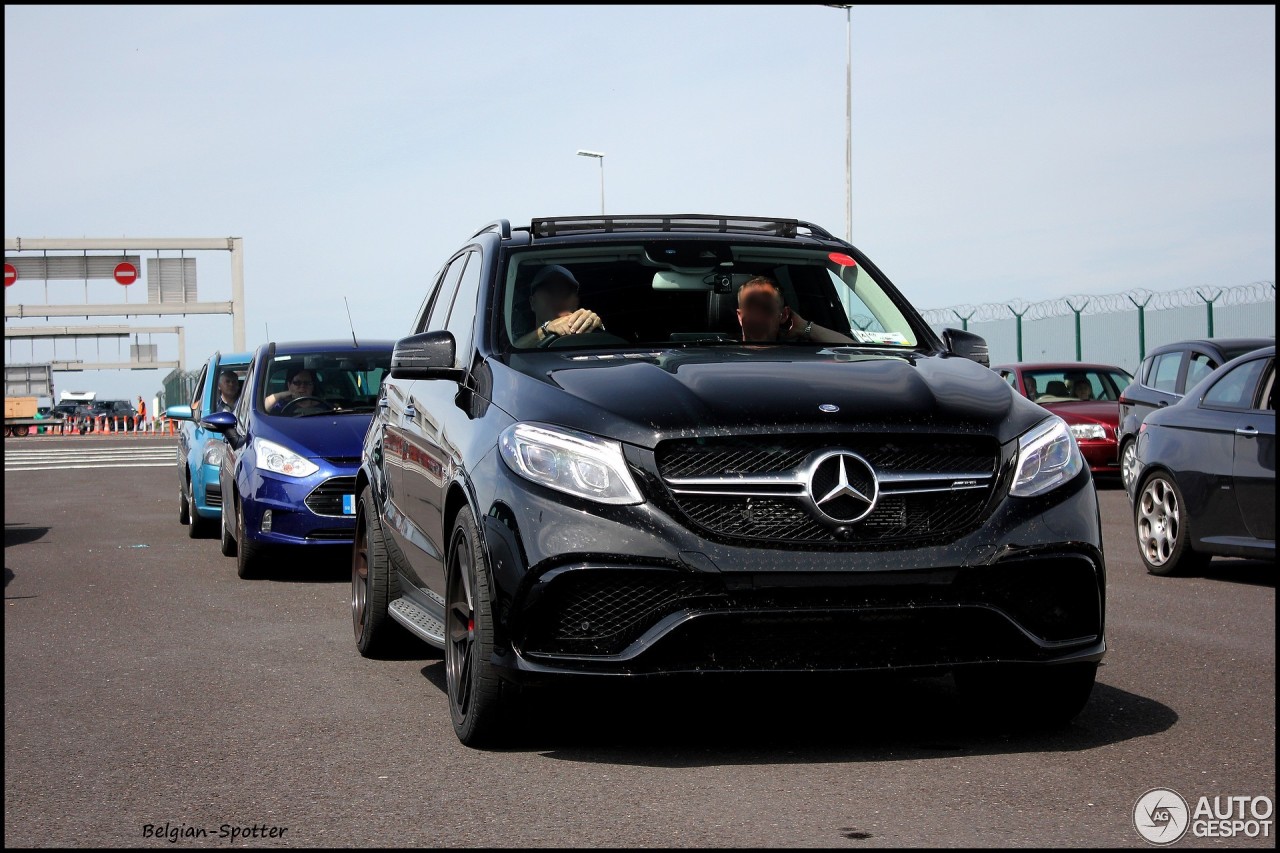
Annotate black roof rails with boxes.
[471,220,512,240]
[529,215,838,241]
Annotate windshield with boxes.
[501,243,924,351]
[260,350,392,416]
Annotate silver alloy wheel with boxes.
[1136,475,1180,567]
[1121,440,1139,491]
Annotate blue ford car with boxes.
[202,339,395,578]
[166,350,252,538]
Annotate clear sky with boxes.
[4,4,1275,403]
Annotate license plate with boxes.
[342,494,356,515]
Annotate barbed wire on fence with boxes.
[921,281,1276,326]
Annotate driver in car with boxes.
[513,264,605,347]
[265,366,327,415]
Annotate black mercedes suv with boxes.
[353,215,1106,746]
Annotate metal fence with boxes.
[921,281,1275,374]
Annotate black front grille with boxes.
[305,476,357,517]
[519,557,1102,663]
[204,484,222,509]
[306,528,354,541]
[523,572,725,656]
[658,434,994,478]
[655,434,999,546]
[322,457,361,467]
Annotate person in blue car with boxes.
[264,366,327,415]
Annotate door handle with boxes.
[1235,426,1259,437]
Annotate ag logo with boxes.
[1134,788,1190,845]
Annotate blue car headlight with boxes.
[499,423,643,505]
[1011,416,1083,497]
[253,437,319,478]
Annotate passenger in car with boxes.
[736,276,854,344]
[215,369,241,413]
[1073,379,1094,400]
[513,264,606,347]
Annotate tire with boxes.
[352,486,407,656]
[1135,472,1209,577]
[1119,438,1139,494]
[186,476,211,538]
[235,497,267,579]
[220,498,237,557]
[956,662,1098,729]
[179,482,191,526]
[445,511,509,747]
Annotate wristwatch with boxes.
[803,320,814,339]
[540,320,555,338]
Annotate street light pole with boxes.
[825,4,853,242]
[576,149,605,215]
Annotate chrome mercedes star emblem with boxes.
[807,450,878,524]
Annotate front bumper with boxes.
[240,467,358,546]
[476,453,1106,680]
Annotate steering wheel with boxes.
[278,395,335,415]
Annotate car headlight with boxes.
[499,423,643,505]
[1011,416,1083,497]
[202,441,224,466]
[1068,423,1107,442]
[253,437,319,478]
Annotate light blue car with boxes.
[165,351,252,538]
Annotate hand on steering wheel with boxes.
[279,395,335,415]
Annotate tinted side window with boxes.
[445,251,484,367]
[1149,352,1182,393]
[1202,358,1266,410]
[421,258,467,334]
[1184,351,1217,393]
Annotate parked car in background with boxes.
[994,362,1133,478]
[1118,337,1274,493]
[351,214,1107,747]
[165,351,251,538]
[89,399,138,431]
[1130,345,1275,575]
[52,402,94,434]
[201,339,395,579]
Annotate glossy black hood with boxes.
[489,347,1049,449]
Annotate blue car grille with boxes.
[304,476,357,517]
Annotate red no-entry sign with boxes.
[3,263,15,287]
[114,262,138,286]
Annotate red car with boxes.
[993,362,1135,478]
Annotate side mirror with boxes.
[390,331,466,381]
[942,328,990,368]
[165,404,194,421]
[199,411,238,434]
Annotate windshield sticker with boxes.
[851,330,910,345]
[828,252,857,267]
